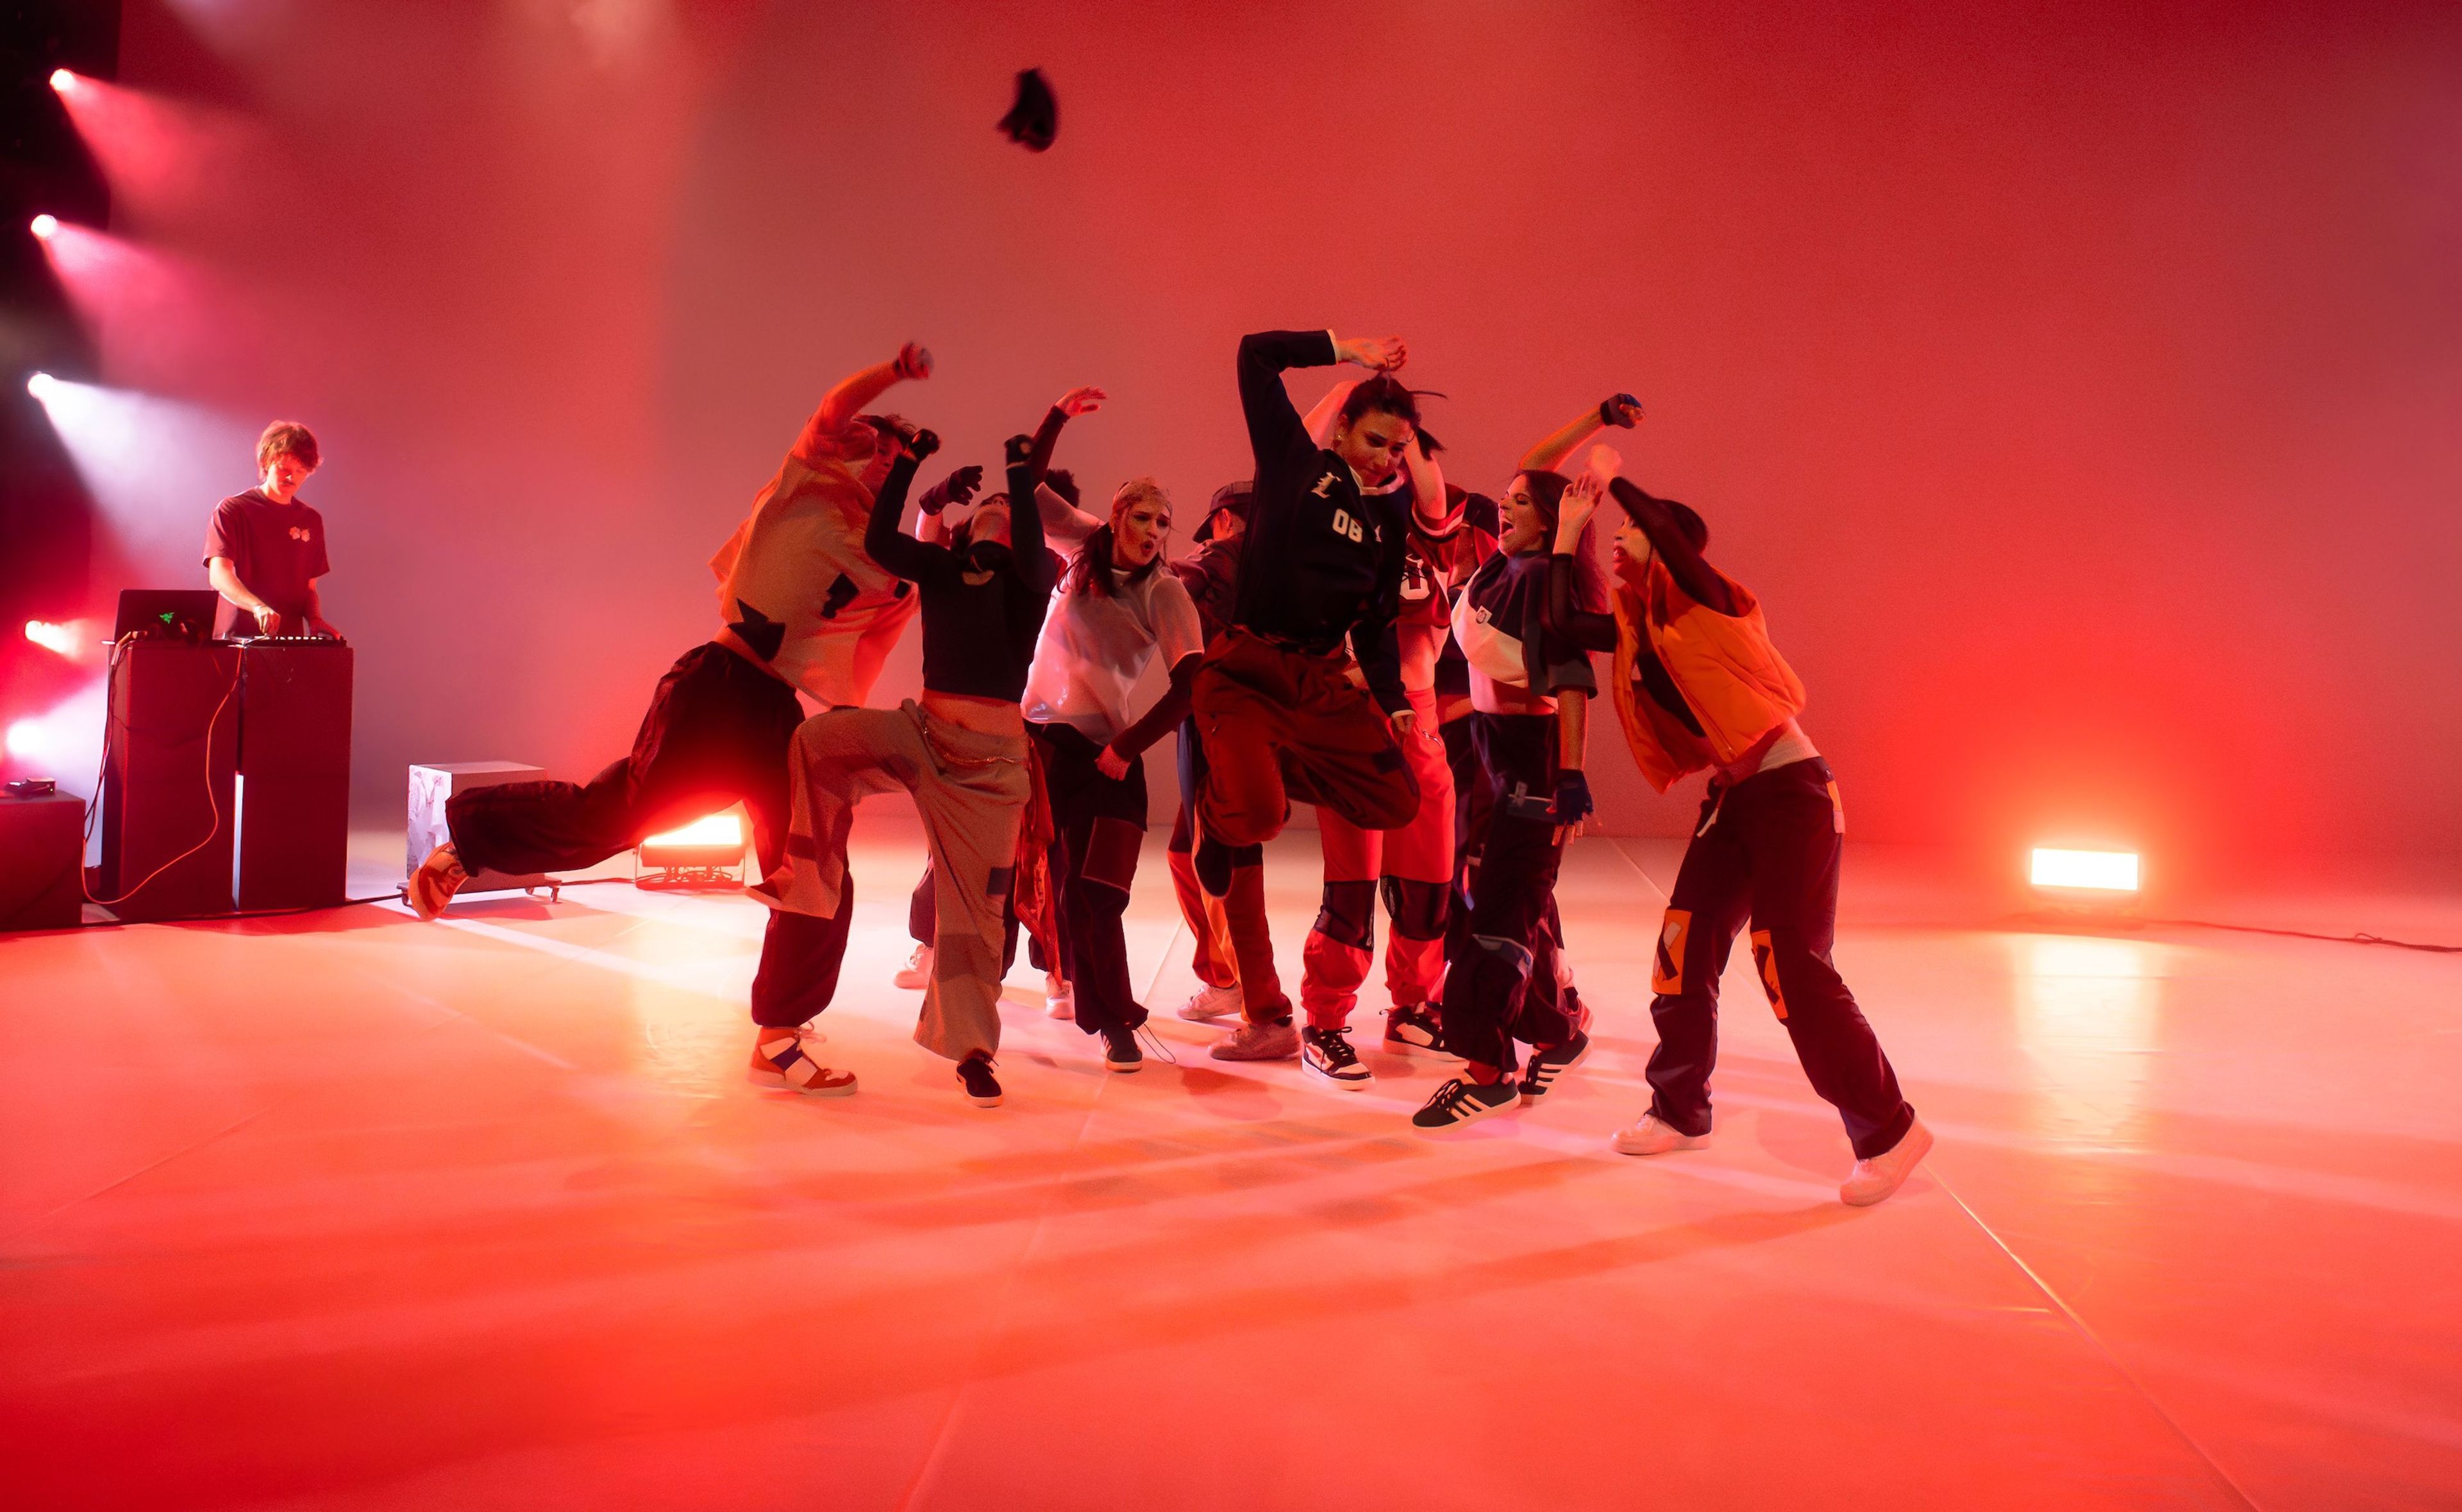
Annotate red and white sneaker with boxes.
[748,1027,856,1096]
[408,843,468,920]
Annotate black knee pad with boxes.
[1312,878,1378,951]
[1380,876,1448,940]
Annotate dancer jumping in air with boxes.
[1550,464,1932,1204]
[1191,329,1425,1068]
[1021,476,1207,1070]
[1409,465,1604,1129]
[749,388,1098,1108]
[406,344,935,954]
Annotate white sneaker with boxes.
[1177,981,1244,1022]
[1839,1117,1934,1207]
[1611,1113,1712,1156]
[893,943,932,990]
[1044,972,1074,1020]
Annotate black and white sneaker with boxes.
[1410,1077,1520,1131]
[1300,1026,1371,1089]
[1518,1032,1591,1104]
[1383,1003,1448,1056]
[957,1056,1003,1107]
[1100,1024,1143,1073]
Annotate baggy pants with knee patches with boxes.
[1192,627,1420,849]
[1303,684,1453,1029]
[750,702,1028,1063]
[1029,720,1152,1038]
[1437,712,1581,1074]
[1645,757,1915,1160]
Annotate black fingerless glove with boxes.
[1552,769,1595,824]
[1005,432,1035,467]
[907,428,941,461]
[918,463,982,515]
[1599,393,1643,428]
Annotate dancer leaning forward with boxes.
[748,388,1096,1109]
[1548,464,1932,1206]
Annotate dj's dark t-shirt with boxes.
[203,490,330,636]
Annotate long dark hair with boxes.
[1514,469,1571,541]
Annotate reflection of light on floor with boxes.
[2011,935,2163,1151]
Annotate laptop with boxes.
[111,589,223,645]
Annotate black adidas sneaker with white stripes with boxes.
[1518,1032,1591,1104]
[1410,1077,1520,1130]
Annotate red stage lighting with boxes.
[49,68,76,93]
[26,371,56,399]
[637,811,748,890]
[30,213,59,240]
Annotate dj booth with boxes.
[94,635,354,921]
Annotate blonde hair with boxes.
[1110,476,1171,520]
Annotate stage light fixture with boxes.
[637,811,747,890]
[2031,847,2140,892]
[26,370,56,399]
[50,68,76,93]
[24,620,81,658]
[30,213,59,240]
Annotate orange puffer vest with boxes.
[1609,557,1806,792]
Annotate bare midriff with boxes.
[923,689,1026,737]
[1397,620,1445,698]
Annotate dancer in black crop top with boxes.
[866,395,1087,702]
[749,387,1103,1113]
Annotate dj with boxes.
[204,421,339,641]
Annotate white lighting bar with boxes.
[2030,847,2140,892]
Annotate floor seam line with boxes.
[1930,1168,2265,1511]
[1605,835,1674,903]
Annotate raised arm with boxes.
[1400,431,1452,533]
[862,433,941,581]
[1303,376,1360,447]
[1547,472,1621,652]
[792,342,932,463]
[1607,477,1737,616]
[1237,329,1405,474]
[1035,482,1104,547]
[1007,386,1103,592]
[1518,392,1643,474]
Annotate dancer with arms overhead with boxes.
[1190,329,1424,1066]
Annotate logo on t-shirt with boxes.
[289,526,312,543]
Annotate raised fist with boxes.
[1005,433,1035,467]
[919,463,983,515]
[894,342,934,381]
[906,428,941,461]
[1599,393,1644,428]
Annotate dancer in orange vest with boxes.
[1548,465,1932,1205]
